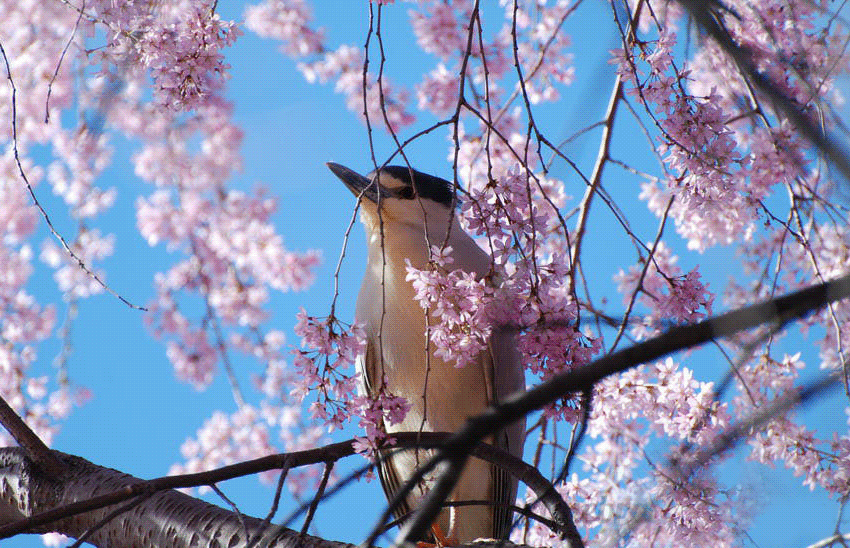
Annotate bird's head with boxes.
[327,162,459,238]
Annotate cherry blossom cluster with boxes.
[602,0,850,541]
[0,0,125,447]
[462,164,566,263]
[402,162,598,421]
[173,328,333,496]
[0,239,63,447]
[611,7,822,253]
[93,0,242,111]
[349,387,411,458]
[291,310,365,423]
[3,0,334,500]
[47,128,117,219]
[611,36,750,251]
[117,89,320,393]
[404,245,495,369]
[168,402,332,496]
[536,358,739,547]
[246,4,415,133]
[726,225,850,498]
[299,43,416,133]
[461,164,599,417]
[508,0,576,103]
[87,0,329,498]
[290,309,409,457]
[245,0,324,58]
[614,242,714,339]
[170,405,278,492]
[132,99,322,488]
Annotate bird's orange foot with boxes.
[416,524,460,548]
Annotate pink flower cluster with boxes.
[615,242,714,339]
[350,386,411,458]
[404,246,495,370]
[169,403,330,495]
[725,226,850,498]
[402,164,597,419]
[612,8,824,252]
[298,44,415,133]
[95,0,242,111]
[292,310,364,428]
[291,310,414,459]
[1,0,332,493]
[245,0,323,57]
[510,0,576,103]
[246,2,416,134]
[127,94,320,397]
[545,358,739,547]
[40,229,115,300]
[173,328,332,496]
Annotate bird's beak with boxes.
[327,162,380,204]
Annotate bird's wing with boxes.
[486,327,527,539]
[359,334,417,528]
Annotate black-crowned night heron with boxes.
[327,162,526,543]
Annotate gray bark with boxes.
[0,447,353,548]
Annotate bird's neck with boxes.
[364,219,490,277]
[365,223,445,271]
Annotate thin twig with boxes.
[46,0,85,122]
[210,484,249,540]
[300,461,333,536]
[245,457,292,548]
[0,41,145,311]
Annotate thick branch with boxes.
[0,448,350,548]
[0,447,536,548]
[0,396,64,479]
[0,431,573,547]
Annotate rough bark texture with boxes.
[0,447,354,548]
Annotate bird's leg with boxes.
[416,524,459,548]
[436,523,460,547]
[447,505,458,542]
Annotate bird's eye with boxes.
[397,186,415,199]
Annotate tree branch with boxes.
[678,0,850,183]
[0,432,576,544]
[0,447,548,548]
[396,272,850,545]
[0,396,64,479]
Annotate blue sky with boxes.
[8,1,848,546]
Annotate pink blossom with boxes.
[40,230,115,300]
[409,2,471,60]
[166,330,217,390]
[615,242,714,338]
[245,0,324,57]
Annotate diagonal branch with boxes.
[678,0,850,182]
[396,272,850,545]
[0,396,64,479]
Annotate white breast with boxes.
[361,221,491,420]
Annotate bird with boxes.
[327,162,526,544]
